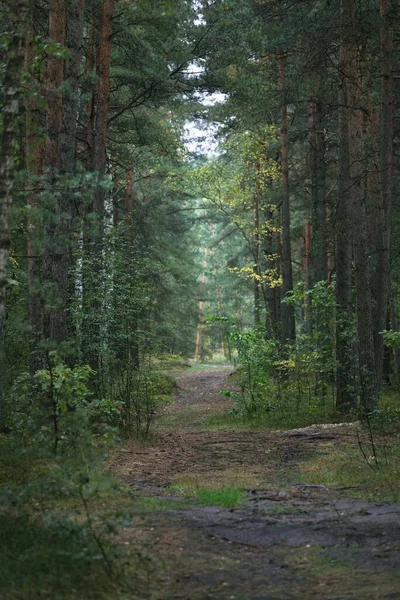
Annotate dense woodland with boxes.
[1,0,400,597]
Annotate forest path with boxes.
[114,368,400,600]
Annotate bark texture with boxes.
[279,54,295,342]
[82,0,114,373]
[345,0,377,413]
[25,0,43,371]
[335,81,356,412]
[0,0,29,423]
[308,96,327,287]
[371,0,393,393]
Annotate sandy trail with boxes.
[114,368,400,600]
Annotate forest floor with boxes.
[113,368,400,600]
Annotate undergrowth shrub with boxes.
[108,362,177,438]
[0,350,174,599]
[224,281,340,427]
[226,326,338,427]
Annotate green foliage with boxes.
[381,330,400,348]
[224,280,341,427]
[6,353,102,455]
[120,370,175,439]
[0,511,118,599]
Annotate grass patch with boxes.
[298,441,400,502]
[171,483,244,508]
[196,487,243,508]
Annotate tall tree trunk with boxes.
[254,160,261,326]
[83,0,114,373]
[345,0,377,413]
[279,54,295,342]
[60,0,86,348]
[86,23,96,170]
[94,0,114,226]
[263,205,279,337]
[303,216,312,334]
[25,0,43,372]
[42,0,67,345]
[45,0,66,170]
[194,248,209,361]
[366,104,384,391]
[44,0,85,349]
[308,96,327,287]
[335,27,357,413]
[60,0,85,175]
[373,0,393,393]
[125,167,139,369]
[0,0,29,426]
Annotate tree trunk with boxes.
[308,96,327,287]
[60,0,85,176]
[345,0,377,413]
[254,161,261,327]
[45,0,66,170]
[335,21,357,413]
[42,0,67,345]
[279,54,295,343]
[86,23,96,170]
[94,0,114,226]
[372,0,393,394]
[263,205,279,337]
[125,167,139,369]
[0,0,29,426]
[44,0,85,349]
[194,248,209,361]
[83,0,114,373]
[25,0,43,372]
[303,216,312,334]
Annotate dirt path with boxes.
[114,368,400,600]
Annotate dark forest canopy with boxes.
[1,0,400,438]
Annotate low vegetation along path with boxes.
[114,368,400,600]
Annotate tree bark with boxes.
[0,0,29,425]
[345,0,377,413]
[335,86,356,412]
[372,0,393,393]
[125,167,139,369]
[194,248,209,361]
[25,0,43,372]
[83,0,114,373]
[279,54,295,343]
[263,205,280,337]
[42,0,67,346]
[43,0,85,349]
[86,23,96,170]
[335,8,357,413]
[308,96,327,287]
[45,0,66,170]
[254,160,261,326]
[303,216,312,334]
[94,0,114,226]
